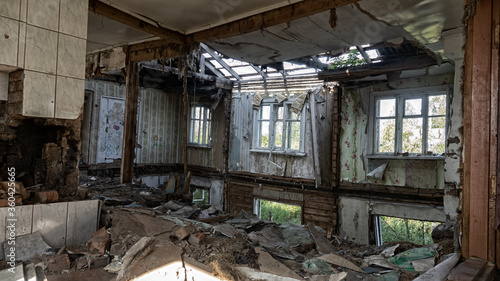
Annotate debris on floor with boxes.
[0,174,478,280]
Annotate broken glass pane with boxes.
[277,106,284,120]
[262,105,271,119]
[377,99,396,117]
[427,117,445,153]
[260,121,269,147]
[402,117,423,153]
[377,119,395,153]
[275,121,283,148]
[290,121,301,150]
[428,95,446,116]
[405,98,422,116]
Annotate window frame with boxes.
[251,98,306,155]
[367,85,450,158]
[188,104,212,148]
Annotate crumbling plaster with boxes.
[340,73,455,188]
[339,196,446,244]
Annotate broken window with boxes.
[189,105,212,146]
[253,101,304,153]
[375,216,439,246]
[369,87,448,156]
[254,199,302,225]
[193,188,210,205]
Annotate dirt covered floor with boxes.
[0,174,459,281]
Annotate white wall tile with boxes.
[57,34,86,79]
[59,0,88,39]
[19,0,27,22]
[0,16,19,67]
[27,0,59,31]
[0,0,21,20]
[55,76,84,119]
[25,25,57,74]
[23,70,56,118]
[17,22,26,68]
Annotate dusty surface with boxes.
[0,174,458,281]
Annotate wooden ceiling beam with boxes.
[189,0,360,42]
[318,54,437,81]
[88,0,185,44]
[127,39,184,62]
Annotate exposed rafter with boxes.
[318,54,436,81]
[88,0,185,44]
[204,60,225,78]
[201,43,242,80]
[250,64,268,79]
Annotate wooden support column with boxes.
[463,0,497,261]
[120,59,140,183]
[183,59,188,176]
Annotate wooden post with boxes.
[120,59,140,183]
[183,58,188,176]
[463,0,496,261]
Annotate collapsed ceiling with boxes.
[86,0,463,67]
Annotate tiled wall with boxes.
[0,0,88,119]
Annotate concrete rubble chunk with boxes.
[329,272,348,281]
[24,263,36,281]
[188,232,206,245]
[306,223,337,255]
[380,244,399,258]
[175,225,195,240]
[8,232,52,261]
[237,266,304,281]
[116,236,155,280]
[255,247,303,280]
[87,227,111,254]
[318,253,364,273]
[364,255,399,271]
[214,223,237,238]
[43,253,71,273]
[411,257,435,272]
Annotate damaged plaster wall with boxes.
[84,79,225,171]
[339,197,446,244]
[228,181,338,233]
[339,73,455,188]
[1,71,81,193]
[229,90,333,182]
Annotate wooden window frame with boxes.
[367,85,450,159]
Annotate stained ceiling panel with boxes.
[103,0,300,34]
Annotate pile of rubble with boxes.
[0,175,465,280]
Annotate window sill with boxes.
[188,143,212,149]
[250,149,306,157]
[367,154,445,160]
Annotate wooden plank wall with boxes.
[227,180,338,232]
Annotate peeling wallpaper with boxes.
[339,74,454,189]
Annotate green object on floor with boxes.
[388,247,435,271]
[303,258,337,275]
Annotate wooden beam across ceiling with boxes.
[189,0,361,42]
[318,54,437,81]
[88,0,185,44]
[92,0,360,62]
